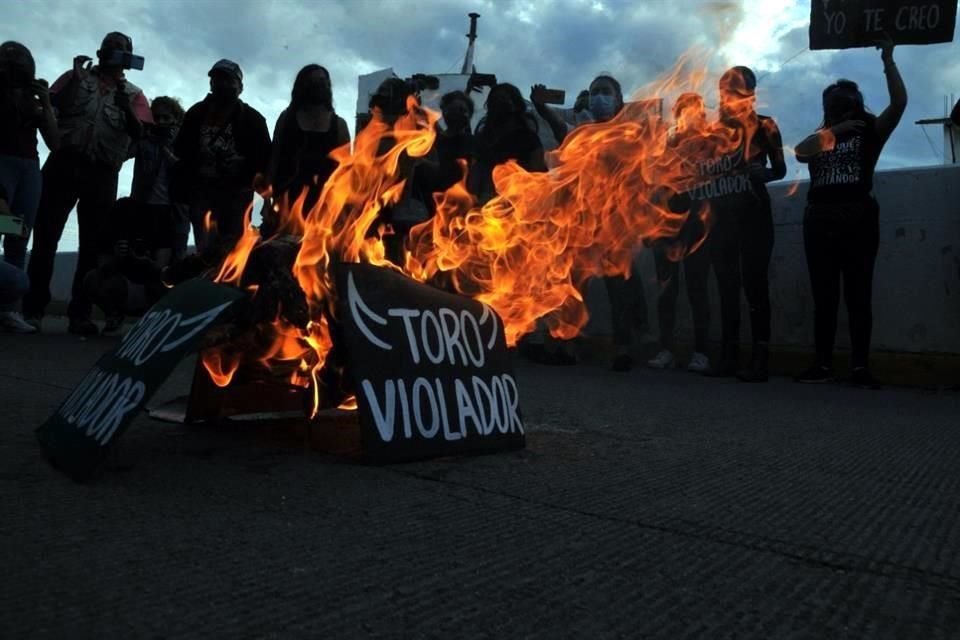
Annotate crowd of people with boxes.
[0,31,916,387]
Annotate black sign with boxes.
[36,279,244,481]
[334,264,525,463]
[810,0,957,50]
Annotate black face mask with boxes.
[0,62,32,89]
[443,112,469,133]
[210,83,240,103]
[302,82,332,107]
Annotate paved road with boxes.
[2,323,959,639]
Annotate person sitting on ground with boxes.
[265,64,350,234]
[793,41,907,389]
[23,32,152,336]
[131,96,187,259]
[0,41,59,333]
[83,197,175,335]
[173,59,271,256]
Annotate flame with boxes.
[201,55,772,415]
[203,348,242,388]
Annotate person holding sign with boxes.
[794,42,907,388]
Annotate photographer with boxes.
[83,197,174,335]
[23,32,153,336]
[0,41,58,333]
[173,59,271,257]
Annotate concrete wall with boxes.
[583,164,960,355]
[47,165,960,354]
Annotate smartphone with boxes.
[101,49,145,71]
[539,88,566,105]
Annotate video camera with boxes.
[467,72,497,92]
[100,49,145,71]
[406,73,440,93]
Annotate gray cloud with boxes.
[2,0,959,248]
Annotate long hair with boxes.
[290,64,333,111]
[0,41,36,127]
[476,82,537,137]
[821,79,869,128]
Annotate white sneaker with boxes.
[647,349,675,369]
[0,311,38,334]
[687,351,710,373]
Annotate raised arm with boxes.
[875,42,907,143]
[755,117,786,182]
[530,84,570,146]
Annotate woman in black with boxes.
[706,66,786,381]
[469,83,546,204]
[794,43,906,388]
[266,64,350,229]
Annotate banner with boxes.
[37,279,244,481]
[810,0,957,50]
[334,264,525,463]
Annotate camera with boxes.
[406,73,440,93]
[467,72,497,91]
[100,49,145,70]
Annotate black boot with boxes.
[705,342,739,377]
[738,342,769,382]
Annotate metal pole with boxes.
[461,12,480,75]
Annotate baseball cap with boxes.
[209,59,242,82]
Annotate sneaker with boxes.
[23,315,41,332]
[0,311,38,334]
[101,315,124,336]
[611,353,633,372]
[687,352,710,373]
[846,367,881,390]
[68,317,99,337]
[795,364,835,384]
[647,349,675,370]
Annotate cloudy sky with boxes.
[3,0,959,249]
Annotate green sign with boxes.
[37,279,244,481]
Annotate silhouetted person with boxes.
[0,41,59,333]
[794,42,907,388]
[430,89,476,194]
[531,75,650,371]
[647,93,713,373]
[704,66,786,381]
[266,64,349,231]
[367,77,435,266]
[173,59,271,256]
[131,96,186,258]
[23,32,151,335]
[83,197,175,335]
[470,83,546,204]
[0,192,29,311]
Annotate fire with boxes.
[201,55,768,414]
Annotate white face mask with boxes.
[589,94,617,121]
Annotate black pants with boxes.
[803,198,879,369]
[654,236,711,353]
[710,193,774,350]
[24,150,119,320]
[604,271,648,348]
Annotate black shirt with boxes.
[807,114,882,205]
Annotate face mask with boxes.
[590,94,617,121]
[303,82,330,106]
[443,112,469,132]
